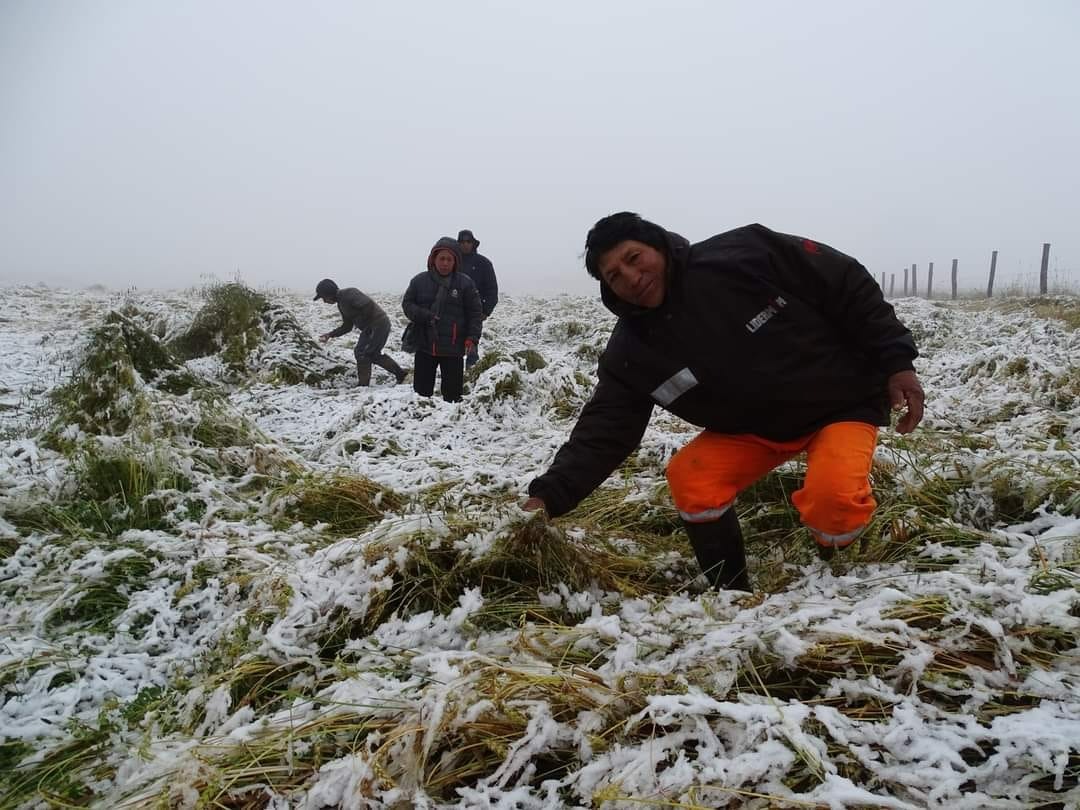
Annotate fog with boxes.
[2,1,1078,295]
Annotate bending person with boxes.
[524,212,924,591]
[315,279,407,386]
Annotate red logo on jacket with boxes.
[802,239,820,254]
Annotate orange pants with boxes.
[665,422,878,547]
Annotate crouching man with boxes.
[524,212,924,591]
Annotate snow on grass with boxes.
[0,285,1077,808]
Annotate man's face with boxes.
[433,250,456,275]
[459,239,476,255]
[597,240,667,308]
[320,294,335,304]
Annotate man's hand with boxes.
[522,496,547,513]
[318,333,330,344]
[887,370,925,434]
[464,339,476,354]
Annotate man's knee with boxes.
[666,443,736,522]
[664,444,698,497]
[793,481,876,547]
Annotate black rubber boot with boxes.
[356,360,373,386]
[683,509,752,591]
[373,354,407,384]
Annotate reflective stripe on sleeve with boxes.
[652,368,699,406]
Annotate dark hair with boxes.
[584,211,668,279]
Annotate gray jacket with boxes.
[327,288,390,338]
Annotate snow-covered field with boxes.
[0,284,1078,809]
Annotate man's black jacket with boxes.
[528,224,918,517]
[460,253,499,317]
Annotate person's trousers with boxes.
[354,320,405,385]
[413,351,464,402]
[665,422,879,548]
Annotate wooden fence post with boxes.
[951,259,958,300]
[987,250,998,298]
[1040,243,1051,295]
[911,264,918,298]
[889,273,895,296]
[927,262,934,298]
[880,272,886,293]
[903,267,909,296]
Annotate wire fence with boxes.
[880,245,1077,299]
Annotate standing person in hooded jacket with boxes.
[524,212,924,591]
[314,278,407,386]
[402,237,483,402]
[457,229,498,368]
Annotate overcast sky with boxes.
[2,1,1078,296]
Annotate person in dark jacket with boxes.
[524,212,925,591]
[457,229,498,368]
[315,278,407,386]
[402,237,484,402]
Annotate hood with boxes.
[427,237,464,273]
[599,230,691,318]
